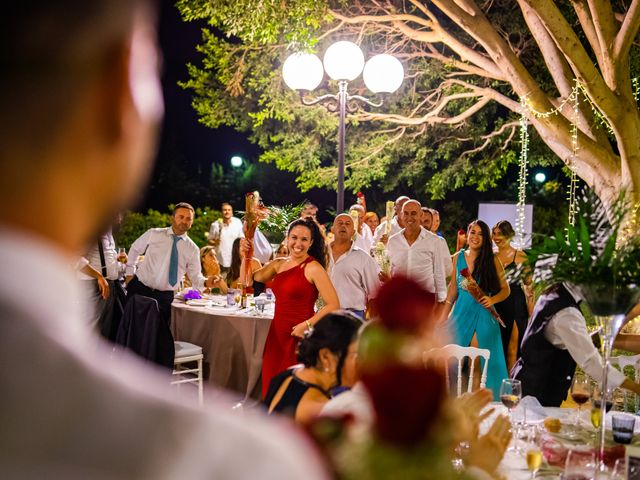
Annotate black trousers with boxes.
[126,277,174,325]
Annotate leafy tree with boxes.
[176,0,640,210]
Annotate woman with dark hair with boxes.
[265,312,361,424]
[492,220,532,370]
[244,217,340,397]
[226,238,261,290]
[441,220,510,399]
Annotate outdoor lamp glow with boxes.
[282,52,324,91]
[323,41,365,81]
[363,54,404,93]
[230,155,243,168]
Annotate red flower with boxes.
[458,229,466,235]
[373,276,436,333]
[460,268,471,278]
[362,364,446,448]
[357,191,364,198]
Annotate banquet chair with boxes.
[172,341,204,406]
[609,354,640,412]
[423,344,491,397]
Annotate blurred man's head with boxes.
[301,203,318,221]
[430,209,441,233]
[331,214,355,242]
[421,207,433,230]
[221,203,233,220]
[0,1,162,252]
[349,204,365,222]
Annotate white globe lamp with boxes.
[323,41,365,81]
[363,54,404,93]
[282,52,324,91]
[230,156,243,168]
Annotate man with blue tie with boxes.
[125,203,217,324]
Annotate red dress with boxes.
[261,256,318,398]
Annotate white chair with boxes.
[609,354,640,412]
[423,344,491,397]
[172,341,204,406]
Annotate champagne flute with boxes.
[590,384,613,429]
[570,373,590,426]
[526,424,543,479]
[500,378,522,452]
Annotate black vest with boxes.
[511,284,579,407]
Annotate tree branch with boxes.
[614,0,640,61]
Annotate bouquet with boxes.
[349,209,360,241]
[372,242,392,276]
[243,191,268,291]
[384,201,394,236]
[356,191,367,211]
[460,268,506,328]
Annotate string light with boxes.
[514,97,529,248]
[567,79,580,228]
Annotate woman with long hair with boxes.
[227,237,262,290]
[244,216,340,397]
[265,311,361,424]
[199,246,228,294]
[492,220,533,370]
[441,220,510,399]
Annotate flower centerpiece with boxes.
[306,276,507,479]
[183,289,202,301]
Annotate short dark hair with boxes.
[0,1,153,157]
[296,312,362,385]
[173,203,195,215]
[221,202,232,209]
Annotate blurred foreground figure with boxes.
[0,2,326,478]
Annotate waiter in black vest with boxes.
[512,283,640,406]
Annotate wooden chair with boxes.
[423,344,491,396]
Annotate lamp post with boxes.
[282,41,404,213]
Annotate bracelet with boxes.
[305,320,313,330]
[445,300,453,306]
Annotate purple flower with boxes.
[183,289,202,300]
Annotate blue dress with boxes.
[448,250,508,399]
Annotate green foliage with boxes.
[260,203,304,243]
[175,1,562,200]
[115,206,221,249]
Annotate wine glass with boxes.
[525,424,543,479]
[570,373,590,425]
[500,378,522,452]
[117,247,127,278]
[590,383,614,429]
[564,449,596,480]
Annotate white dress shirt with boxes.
[541,284,626,388]
[373,216,401,243]
[387,227,447,302]
[320,382,373,427]
[436,235,452,278]
[253,228,273,264]
[209,217,244,267]
[78,230,119,281]
[329,242,380,311]
[125,227,205,291]
[354,225,374,254]
[0,226,328,480]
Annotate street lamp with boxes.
[230,155,244,168]
[282,41,404,213]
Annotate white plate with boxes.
[186,299,213,307]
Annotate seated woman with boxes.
[199,246,228,294]
[265,311,361,424]
[226,237,262,290]
[271,242,289,260]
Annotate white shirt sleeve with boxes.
[432,239,446,302]
[125,228,153,277]
[545,307,626,388]
[360,254,381,301]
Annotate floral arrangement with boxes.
[183,289,202,301]
[306,276,473,479]
[242,191,269,291]
[384,201,394,235]
[356,191,366,211]
[460,268,506,328]
[372,242,392,276]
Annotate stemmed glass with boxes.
[525,425,543,479]
[117,247,127,278]
[570,373,590,426]
[500,378,522,452]
[590,383,613,430]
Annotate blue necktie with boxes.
[168,234,180,287]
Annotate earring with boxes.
[324,366,330,373]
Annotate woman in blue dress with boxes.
[442,220,510,399]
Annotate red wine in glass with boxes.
[571,392,590,405]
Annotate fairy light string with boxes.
[514,97,529,247]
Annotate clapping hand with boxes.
[466,414,512,476]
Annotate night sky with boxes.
[141,0,336,219]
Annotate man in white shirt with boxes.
[208,202,244,270]
[349,204,374,254]
[0,2,327,478]
[384,200,447,303]
[78,229,121,329]
[421,207,452,278]
[513,283,640,406]
[329,214,380,319]
[373,195,409,244]
[126,202,218,324]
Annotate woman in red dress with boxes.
[244,217,340,398]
